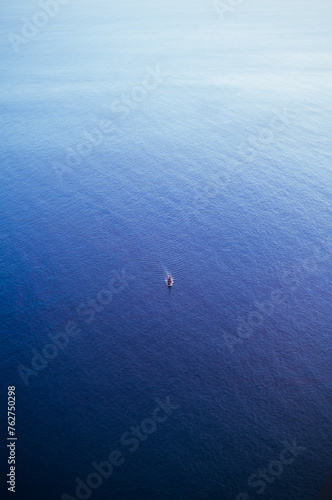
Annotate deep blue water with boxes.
[1,1,332,499]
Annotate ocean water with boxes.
[1,1,332,499]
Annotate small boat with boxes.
[167,274,173,287]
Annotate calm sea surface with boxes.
[1,1,332,499]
